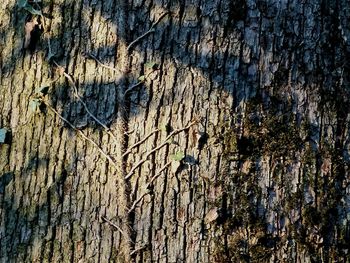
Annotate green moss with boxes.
[212,221,275,262]
[223,129,238,156]
[211,239,231,263]
[214,92,349,261]
[16,243,28,254]
[49,186,61,207]
[285,189,303,210]
[216,118,239,160]
[53,239,61,249]
[210,180,273,262]
[242,96,303,161]
[42,241,52,261]
[72,226,84,242]
[27,203,38,219]
[110,246,118,262]
[249,244,272,262]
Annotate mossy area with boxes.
[209,162,273,263]
[210,218,276,263]
[223,129,238,157]
[214,116,239,160]
[210,93,350,262]
[241,95,303,160]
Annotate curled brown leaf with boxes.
[24,18,38,48]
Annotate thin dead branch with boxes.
[86,53,121,73]
[124,81,144,95]
[124,69,156,95]
[124,129,135,135]
[43,100,119,170]
[123,128,160,157]
[128,192,150,214]
[127,12,170,51]
[130,245,148,256]
[125,121,196,180]
[128,161,171,214]
[147,161,171,187]
[53,61,118,144]
[101,216,134,244]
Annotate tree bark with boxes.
[1,0,349,262]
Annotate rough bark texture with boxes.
[1,0,350,262]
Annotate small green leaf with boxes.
[35,86,49,95]
[138,75,146,82]
[166,138,177,145]
[24,5,42,15]
[171,151,185,161]
[18,0,27,8]
[29,99,41,113]
[0,128,10,144]
[144,61,158,70]
[160,123,171,132]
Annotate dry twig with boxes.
[147,161,172,187]
[128,161,171,214]
[124,69,156,95]
[130,245,148,256]
[127,12,170,51]
[123,128,160,157]
[125,121,197,180]
[101,216,134,244]
[86,53,121,73]
[53,61,119,144]
[124,81,144,95]
[43,100,119,170]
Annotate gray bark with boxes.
[0,0,350,262]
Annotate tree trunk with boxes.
[1,0,349,262]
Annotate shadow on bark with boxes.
[1,0,350,262]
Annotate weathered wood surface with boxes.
[0,0,349,262]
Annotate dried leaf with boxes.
[24,19,38,48]
[55,65,66,76]
[321,158,331,174]
[204,208,219,224]
[241,160,252,174]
